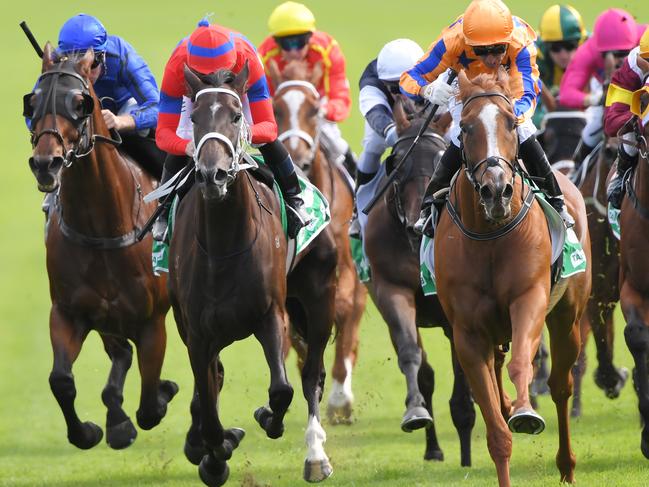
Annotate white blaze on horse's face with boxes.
[478,103,501,159]
[210,101,222,119]
[281,89,306,151]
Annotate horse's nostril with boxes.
[214,169,228,184]
[479,185,494,201]
[502,183,513,199]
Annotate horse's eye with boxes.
[190,113,197,124]
[232,112,242,124]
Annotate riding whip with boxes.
[20,21,44,58]
[362,70,457,215]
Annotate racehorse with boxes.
[434,70,591,486]
[364,97,476,465]
[618,104,649,459]
[268,59,367,424]
[169,63,338,486]
[25,45,176,450]
[538,109,587,174]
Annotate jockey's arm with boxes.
[323,41,351,122]
[559,43,595,109]
[604,55,643,136]
[359,85,393,136]
[246,55,279,144]
[156,50,190,156]
[508,43,541,121]
[400,37,453,100]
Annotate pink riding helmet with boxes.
[593,8,639,52]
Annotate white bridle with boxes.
[192,87,253,180]
[275,80,322,162]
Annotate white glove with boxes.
[384,124,398,146]
[185,139,196,157]
[583,92,601,107]
[420,78,454,106]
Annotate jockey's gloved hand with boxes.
[420,78,454,107]
[185,140,196,157]
[384,124,398,147]
[583,92,601,107]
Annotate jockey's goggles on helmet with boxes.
[275,33,312,51]
[549,41,579,53]
[383,81,401,95]
[91,51,105,69]
[473,44,507,57]
[602,49,630,59]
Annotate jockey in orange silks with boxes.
[404,0,574,234]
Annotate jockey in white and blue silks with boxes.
[349,39,424,237]
[29,14,165,178]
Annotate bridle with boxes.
[192,87,253,183]
[275,80,323,166]
[25,63,120,168]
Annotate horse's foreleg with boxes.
[49,306,101,449]
[417,340,443,462]
[621,283,649,459]
[253,307,294,440]
[593,301,628,398]
[454,327,512,487]
[100,335,137,449]
[546,309,580,483]
[448,341,476,467]
[134,316,178,430]
[570,315,589,418]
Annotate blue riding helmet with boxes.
[58,14,108,54]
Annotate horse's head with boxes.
[389,97,449,243]
[25,43,97,192]
[269,59,323,175]
[458,69,518,222]
[184,62,249,201]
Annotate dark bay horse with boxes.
[268,60,367,424]
[619,113,649,459]
[169,64,337,486]
[538,110,586,174]
[434,70,591,486]
[25,45,176,450]
[364,98,475,465]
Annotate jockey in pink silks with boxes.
[559,8,646,168]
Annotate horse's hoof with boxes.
[304,458,333,482]
[641,427,649,459]
[224,427,245,450]
[508,408,545,435]
[106,418,137,450]
[401,406,433,432]
[184,440,207,466]
[595,366,629,399]
[424,448,444,461]
[198,455,229,487]
[570,405,581,419]
[69,421,104,450]
[160,380,180,403]
[254,406,284,439]
[326,402,353,425]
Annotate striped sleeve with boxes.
[400,38,451,99]
[509,45,541,121]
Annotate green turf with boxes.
[2,1,649,485]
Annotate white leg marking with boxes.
[281,90,306,151]
[305,415,328,462]
[328,357,354,407]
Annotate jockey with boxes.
[560,8,646,168]
[34,14,164,178]
[605,29,649,210]
[533,4,587,127]
[348,39,424,237]
[153,20,310,241]
[403,0,574,233]
[258,2,356,176]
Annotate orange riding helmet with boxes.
[463,0,514,46]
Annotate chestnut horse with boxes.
[25,46,176,450]
[268,60,367,424]
[619,114,649,459]
[364,98,476,465]
[434,71,590,486]
[169,65,337,486]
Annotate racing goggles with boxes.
[275,33,312,51]
[473,44,508,57]
[602,50,630,59]
[549,41,579,53]
[91,51,105,69]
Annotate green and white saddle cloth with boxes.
[152,169,330,276]
[608,204,621,240]
[419,193,587,296]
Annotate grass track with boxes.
[1,1,649,485]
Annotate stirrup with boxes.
[286,203,311,239]
[348,215,361,239]
[152,218,169,243]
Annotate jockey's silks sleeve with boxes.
[157,41,189,156]
[400,16,541,122]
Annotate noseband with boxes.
[275,80,323,165]
[192,87,252,184]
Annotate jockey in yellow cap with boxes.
[404,0,574,234]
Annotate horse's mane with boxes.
[281,60,309,81]
[459,71,515,118]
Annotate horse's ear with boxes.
[41,42,55,73]
[457,70,471,97]
[267,58,281,88]
[232,60,249,95]
[496,67,511,94]
[310,61,323,87]
[393,96,411,134]
[184,64,203,98]
[637,56,649,77]
[78,48,94,76]
[431,110,452,134]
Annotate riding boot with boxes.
[520,135,574,228]
[152,167,174,242]
[572,140,596,175]
[607,145,637,209]
[342,148,358,179]
[413,143,462,236]
[348,169,376,239]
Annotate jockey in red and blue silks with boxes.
[152,20,309,242]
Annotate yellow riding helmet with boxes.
[539,4,587,43]
[463,0,514,46]
[268,1,316,37]
[640,28,649,59]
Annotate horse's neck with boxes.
[197,173,257,258]
[310,150,331,196]
[633,151,649,208]
[58,110,135,236]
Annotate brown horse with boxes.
[25,45,176,450]
[169,64,337,486]
[619,114,649,458]
[268,60,367,424]
[434,70,591,486]
[363,97,476,465]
